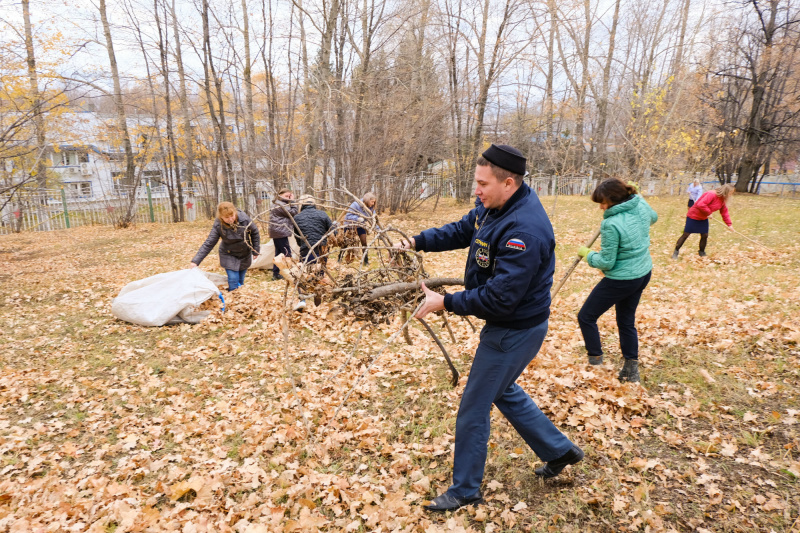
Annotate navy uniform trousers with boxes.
[449,320,575,499]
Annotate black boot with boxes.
[671,249,679,259]
[588,355,603,366]
[618,359,640,382]
[423,491,483,512]
[534,444,584,478]
[698,250,707,257]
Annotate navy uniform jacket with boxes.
[413,183,554,330]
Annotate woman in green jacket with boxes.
[576,178,658,382]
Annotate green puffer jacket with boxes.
[586,194,658,280]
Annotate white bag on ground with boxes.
[111,269,222,326]
[250,236,301,270]
[204,272,228,287]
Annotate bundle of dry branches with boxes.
[251,188,466,392]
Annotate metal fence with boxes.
[0,185,206,235]
[3,173,799,234]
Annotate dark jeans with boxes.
[449,321,574,499]
[225,269,246,291]
[577,271,651,361]
[272,237,292,277]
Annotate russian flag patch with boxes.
[506,238,526,251]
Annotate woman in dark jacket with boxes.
[190,202,260,291]
[269,188,297,280]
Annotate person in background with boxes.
[576,178,658,383]
[687,179,704,207]
[398,144,583,512]
[269,188,297,281]
[292,195,334,311]
[672,184,734,259]
[343,192,377,265]
[294,195,334,264]
[189,202,260,291]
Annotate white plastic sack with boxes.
[250,236,301,270]
[111,269,222,327]
[204,272,228,287]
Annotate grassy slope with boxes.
[0,194,798,532]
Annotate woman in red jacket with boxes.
[672,184,734,259]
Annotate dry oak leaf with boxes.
[629,457,659,471]
[512,501,528,512]
[411,475,431,494]
[761,493,788,512]
[169,475,214,505]
[720,441,738,457]
[612,495,628,513]
[486,479,503,491]
[283,507,330,531]
[110,500,139,531]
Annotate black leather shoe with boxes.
[535,444,584,479]
[423,491,483,512]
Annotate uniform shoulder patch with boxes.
[506,238,526,251]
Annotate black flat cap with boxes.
[481,144,526,176]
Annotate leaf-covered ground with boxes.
[1,195,799,532]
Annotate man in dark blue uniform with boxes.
[400,144,583,512]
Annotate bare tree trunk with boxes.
[22,0,50,230]
[99,0,137,226]
[444,0,467,196]
[553,0,591,172]
[349,0,383,181]
[126,0,173,222]
[261,0,282,186]
[301,0,340,192]
[469,0,521,180]
[241,0,257,199]
[171,0,194,212]
[594,0,621,165]
[544,0,555,143]
[671,0,691,76]
[736,1,778,192]
[22,0,46,190]
[200,0,234,204]
[155,0,183,221]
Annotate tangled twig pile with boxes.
[248,188,465,390]
[247,188,459,323]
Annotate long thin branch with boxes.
[417,317,459,387]
[364,277,464,301]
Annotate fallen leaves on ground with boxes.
[1,196,799,532]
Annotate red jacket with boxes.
[687,191,732,226]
